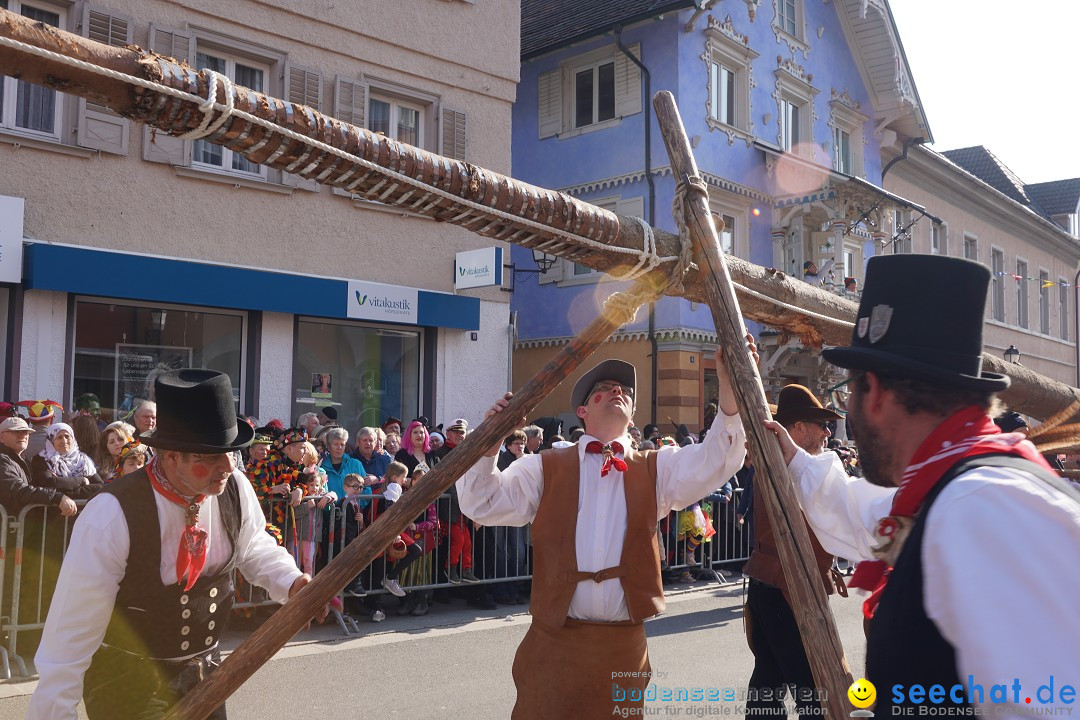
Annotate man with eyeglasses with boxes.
[458,342,754,719]
[741,384,846,720]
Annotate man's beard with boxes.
[847,394,896,488]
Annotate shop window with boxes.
[71,300,246,419]
[293,319,421,431]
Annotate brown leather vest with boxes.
[742,476,838,597]
[529,445,665,628]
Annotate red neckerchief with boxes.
[584,440,628,476]
[850,405,1050,619]
[148,457,209,591]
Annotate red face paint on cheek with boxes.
[593,395,602,404]
[192,464,210,480]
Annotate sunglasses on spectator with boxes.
[345,482,363,489]
[802,420,833,432]
[590,382,634,399]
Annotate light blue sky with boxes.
[891,0,1079,184]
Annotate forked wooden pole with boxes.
[163,277,663,719]
[652,91,853,716]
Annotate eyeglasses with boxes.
[803,420,833,432]
[590,382,634,398]
[345,483,363,489]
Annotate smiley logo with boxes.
[848,678,876,709]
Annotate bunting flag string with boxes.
[993,272,1075,289]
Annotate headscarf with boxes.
[41,422,97,478]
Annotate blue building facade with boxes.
[511,0,930,430]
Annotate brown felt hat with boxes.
[773,384,843,427]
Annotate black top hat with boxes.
[822,255,1009,392]
[774,384,844,427]
[139,369,254,453]
[571,359,636,409]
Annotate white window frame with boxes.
[364,77,438,151]
[549,195,644,287]
[1038,268,1051,335]
[1016,257,1029,329]
[774,60,816,157]
[190,49,271,180]
[772,0,809,56]
[572,58,616,130]
[891,209,912,254]
[843,240,863,285]
[708,187,751,259]
[0,0,67,141]
[368,94,426,147]
[1060,278,1070,340]
[828,96,867,177]
[703,16,757,146]
[963,232,978,262]
[990,246,1005,322]
[931,222,948,255]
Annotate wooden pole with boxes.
[0,11,1075,420]
[652,91,853,717]
[162,278,662,720]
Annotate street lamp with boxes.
[502,249,559,293]
[1004,345,1021,364]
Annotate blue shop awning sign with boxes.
[23,242,480,331]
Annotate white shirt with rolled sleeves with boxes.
[28,471,303,720]
[457,412,745,622]
[787,448,1080,718]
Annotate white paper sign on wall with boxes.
[0,195,25,284]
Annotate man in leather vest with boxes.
[458,340,754,719]
[764,255,1080,717]
[742,384,845,719]
[30,369,318,719]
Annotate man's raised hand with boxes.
[483,392,524,457]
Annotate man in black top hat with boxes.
[764,255,1080,716]
[30,369,321,719]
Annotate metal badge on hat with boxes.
[856,317,869,339]
[868,305,893,344]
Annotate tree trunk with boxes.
[1,10,1076,422]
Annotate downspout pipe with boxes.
[881,136,925,180]
[614,26,658,426]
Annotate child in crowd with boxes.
[676,501,715,583]
[112,440,148,481]
[370,461,422,599]
[340,473,370,596]
[291,442,334,574]
[383,460,406,504]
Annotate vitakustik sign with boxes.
[0,195,25,284]
[347,281,419,324]
[454,247,503,290]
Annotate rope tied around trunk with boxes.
[176,69,235,141]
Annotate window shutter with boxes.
[440,107,466,161]
[614,43,642,119]
[282,63,323,192]
[537,68,563,139]
[332,75,366,197]
[76,4,132,154]
[142,23,194,166]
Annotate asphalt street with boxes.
[0,576,868,719]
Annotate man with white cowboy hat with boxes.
[458,339,754,719]
[30,369,320,719]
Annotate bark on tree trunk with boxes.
[1,9,1076,422]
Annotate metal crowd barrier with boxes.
[0,481,754,676]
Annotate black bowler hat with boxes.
[822,255,1009,392]
[139,369,254,453]
[571,359,636,409]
